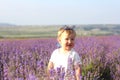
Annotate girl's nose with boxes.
[68,39,72,43]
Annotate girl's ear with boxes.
[57,37,61,43]
[57,38,61,48]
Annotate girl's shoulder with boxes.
[70,49,78,55]
[52,48,60,55]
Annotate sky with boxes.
[0,0,120,25]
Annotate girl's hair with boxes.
[57,26,76,38]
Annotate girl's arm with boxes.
[47,61,54,79]
[75,64,82,80]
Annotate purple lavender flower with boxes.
[27,73,36,80]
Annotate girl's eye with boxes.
[65,38,74,41]
[65,38,69,40]
[71,39,74,41]
[71,38,74,41]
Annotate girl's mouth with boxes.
[67,44,72,47]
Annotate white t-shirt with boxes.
[49,48,82,72]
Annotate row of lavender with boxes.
[75,36,120,80]
[0,36,120,80]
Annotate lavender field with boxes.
[0,35,120,80]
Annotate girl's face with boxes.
[58,31,75,51]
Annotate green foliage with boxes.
[82,62,94,76]
[0,24,120,38]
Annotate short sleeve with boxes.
[49,49,58,63]
[74,52,82,65]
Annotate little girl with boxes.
[47,26,82,80]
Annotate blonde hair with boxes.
[57,26,76,39]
